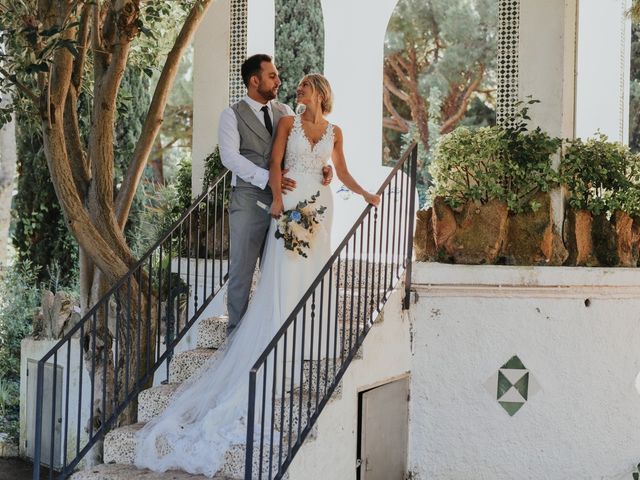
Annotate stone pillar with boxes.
[247,0,275,57]
[518,0,579,227]
[575,0,632,143]
[518,0,578,139]
[320,0,398,179]
[192,0,232,194]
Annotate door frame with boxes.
[356,372,411,480]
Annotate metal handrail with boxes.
[33,169,232,479]
[244,143,418,479]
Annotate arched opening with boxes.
[382,0,498,204]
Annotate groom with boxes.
[218,54,332,333]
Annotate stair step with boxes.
[138,384,181,422]
[169,348,217,384]
[272,384,339,441]
[70,462,232,479]
[302,358,343,395]
[104,423,145,465]
[220,443,288,480]
[102,423,286,480]
[197,316,229,349]
[336,289,386,326]
[337,260,386,290]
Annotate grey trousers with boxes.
[227,185,272,330]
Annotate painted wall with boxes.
[575,0,631,143]
[408,262,640,480]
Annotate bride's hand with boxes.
[363,191,381,207]
[270,196,284,218]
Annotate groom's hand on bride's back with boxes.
[321,165,333,186]
[281,168,296,193]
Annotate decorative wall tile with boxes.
[484,355,539,416]
[229,0,248,104]
[496,0,520,127]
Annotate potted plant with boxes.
[419,101,564,265]
[560,135,640,267]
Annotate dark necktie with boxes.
[261,105,273,136]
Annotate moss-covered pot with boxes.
[431,197,508,264]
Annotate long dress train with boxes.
[134,115,335,477]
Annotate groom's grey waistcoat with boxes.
[231,100,289,189]
[227,99,290,330]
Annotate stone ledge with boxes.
[413,262,640,293]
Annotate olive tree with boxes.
[0,0,213,461]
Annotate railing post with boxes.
[33,361,45,480]
[403,144,418,310]
[245,371,257,479]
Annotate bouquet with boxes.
[275,191,327,257]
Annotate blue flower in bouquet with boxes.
[274,191,327,257]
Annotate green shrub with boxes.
[0,260,41,442]
[560,134,640,216]
[430,120,560,214]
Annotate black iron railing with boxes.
[32,170,232,479]
[244,143,417,479]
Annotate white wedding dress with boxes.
[134,115,335,477]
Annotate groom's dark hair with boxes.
[241,54,273,87]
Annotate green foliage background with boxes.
[384,0,497,205]
[0,262,40,441]
[275,0,324,108]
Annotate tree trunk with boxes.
[13,0,213,465]
[0,105,16,265]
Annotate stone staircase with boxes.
[70,262,390,480]
[70,310,360,480]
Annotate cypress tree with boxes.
[275,0,325,109]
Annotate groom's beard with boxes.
[257,84,278,102]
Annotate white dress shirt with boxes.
[218,96,294,188]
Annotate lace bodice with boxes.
[284,115,334,176]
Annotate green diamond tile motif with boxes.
[484,355,540,417]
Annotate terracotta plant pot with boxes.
[502,192,567,266]
[564,208,598,266]
[614,211,640,267]
[431,197,508,264]
[414,208,438,261]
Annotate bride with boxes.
[134,74,379,477]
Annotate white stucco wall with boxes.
[408,262,640,480]
[575,0,631,142]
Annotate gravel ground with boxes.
[0,456,48,480]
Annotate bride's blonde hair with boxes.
[302,74,333,114]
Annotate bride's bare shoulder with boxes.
[276,115,295,134]
[280,115,295,127]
